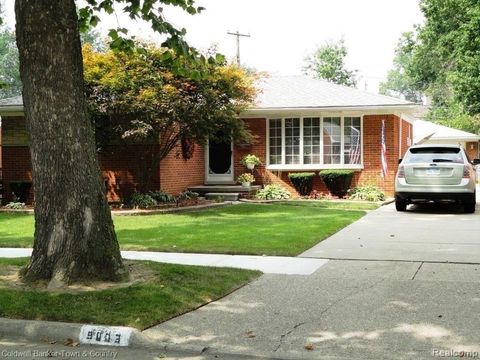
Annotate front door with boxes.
[205,132,234,183]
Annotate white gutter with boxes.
[0,105,24,115]
[241,104,418,117]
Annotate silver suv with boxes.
[395,144,477,213]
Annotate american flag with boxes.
[381,119,388,178]
[348,126,361,164]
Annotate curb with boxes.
[0,318,201,354]
[0,318,289,359]
[381,198,395,206]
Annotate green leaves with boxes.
[77,0,220,76]
[380,0,480,132]
[302,39,357,87]
[379,32,423,103]
[83,43,257,159]
[0,26,21,98]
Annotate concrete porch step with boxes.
[188,185,261,195]
[205,192,240,201]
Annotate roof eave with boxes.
[0,105,24,116]
[429,137,480,142]
[241,104,418,117]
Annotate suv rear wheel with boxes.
[464,192,476,213]
[395,196,408,212]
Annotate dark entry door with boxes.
[206,132,233,183]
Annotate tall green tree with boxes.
[379,32,423,103]
[13,0,210,287]
[303,39,357,87]
[0,25,21,98]
[385,0,480,132]
[417,1,480,115]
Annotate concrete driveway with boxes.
[300,201,480,263]
[145,198,480,359]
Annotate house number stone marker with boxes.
[79,325,133,346]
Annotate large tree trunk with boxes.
[15,0,126,287]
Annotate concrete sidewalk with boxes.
[0,248,328,275]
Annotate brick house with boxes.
[0,76,418,203]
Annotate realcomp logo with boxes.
[432,349,480,358]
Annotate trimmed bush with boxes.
[129,193,157,208]
[4,202,26,210]
[288,172,315,196]
[348,185,385,202]
[176,190,199,201]
[256,184,291,200]
[148,190,175,203]
[10,181,32,203]
[319,170,354,198]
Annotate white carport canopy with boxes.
[412,118,480,144]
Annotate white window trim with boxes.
[266,114,364,170]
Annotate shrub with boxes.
[176,190,199,201]
[4,202,26,210]
[240,154,262,166]
[148,190,175,203]
[237,173,255,184]
[256,184,291,200]
[319,170,354,198]
[129,193,157,208]
[10,181,32,203]
[288,172,315,196]
[348,185,385,202]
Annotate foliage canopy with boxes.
[83,43,257,188]
[382,0,480,133]
[0,25,21,98]
[303,39,357,87]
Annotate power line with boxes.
[227,30,250,66]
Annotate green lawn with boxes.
[0,203,366,256]
[0,258,259,329]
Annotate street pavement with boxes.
[0,336,246,360]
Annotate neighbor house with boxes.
[0,76,418,203]
[410,116,480,159]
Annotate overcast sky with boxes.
[3,0,424,93]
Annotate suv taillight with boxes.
[397,165,405,179]
[463,166,471,179]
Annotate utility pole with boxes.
[227,30,250,66]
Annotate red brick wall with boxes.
[1,116,205,203]
[1,116,33,203]
[99,145,161,202]
[1,146,34,203]
[401,119,413,158]
[235,115,405,197]
[159,142,205,195]
[355,115,400,195]
[466,141,479,160]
